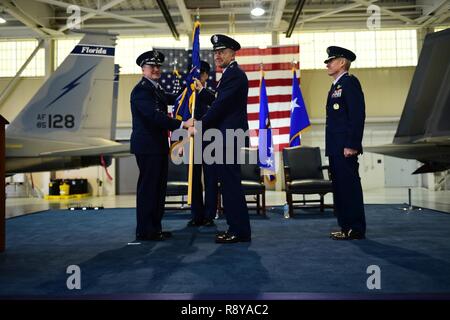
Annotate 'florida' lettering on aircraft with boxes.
[71,45,114,57]
[80,46,107,55]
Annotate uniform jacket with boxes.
[130,77,181,155]
[325,73,365,156]
[194,87,214,120]
[198,61,249,134]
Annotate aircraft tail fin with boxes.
[394,28,450,144]
[6,33,117,141]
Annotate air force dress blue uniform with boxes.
[197,35,251,242]
[130,50,182,240]
[325,46,366,239]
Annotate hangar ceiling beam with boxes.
[352,0,417,25]
[34,0,164,31]
[57,0,128,32]
[0,0,57,37]
[175,0,193,34]
[434,11,450,25]
[415,0,448,24]
[286,0,306,38]
[155,0,180,40]
[419,2,450,27]
[272,0,286,29]
[299,1,374,24]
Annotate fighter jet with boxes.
[5,31,129,175]
[367,28,450,174]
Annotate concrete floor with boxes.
[5,187,450,219]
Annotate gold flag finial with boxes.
[195,8,200,21]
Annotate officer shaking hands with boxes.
[130,50,193,241]
[192,34,252,244]
[324,46,366,240]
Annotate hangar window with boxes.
[115,36,189,74]
[0,40,45,77]
[199,34,214,49]
[55,38,81,68]
[279,29,417,69]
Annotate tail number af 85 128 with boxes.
[36,114,75,129]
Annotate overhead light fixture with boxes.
[0,14,6,24]
[250,0,265,17]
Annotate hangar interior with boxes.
[1,0,449,215]
[0,0,450,298]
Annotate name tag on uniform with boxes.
[331,89,342,98]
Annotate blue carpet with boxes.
[1,205,450,298]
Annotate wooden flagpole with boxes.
[187,11,200,205]
[187,93,195,205]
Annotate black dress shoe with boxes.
[136,233,165,241]
[159,231,172,238]
[216,230,230,237]
[202,219,216,227]
[329,229,344,237]
[331,229,365,240]
[215,233,251,243]
[187,219,203,227]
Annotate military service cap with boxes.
[200,60,211,74]
[210,34,241,51]
[324,46,356,64]
[136,50,165,67]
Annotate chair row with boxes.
[165,146,333,217]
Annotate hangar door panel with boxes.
[116,155,138,195]
[384,156,419,187]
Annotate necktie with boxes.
[327,83,335,105]
[328,83,335,95]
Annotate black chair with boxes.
[165,159,189,210]
[240,147,266,216]
[283,146,333,217]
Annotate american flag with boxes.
[156,48,216,97]
[224,45,300,151]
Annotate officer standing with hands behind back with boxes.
[324,46,367,240]
[130,50,193,241]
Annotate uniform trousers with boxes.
[135,154,168,237]
[329,154,366,234]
